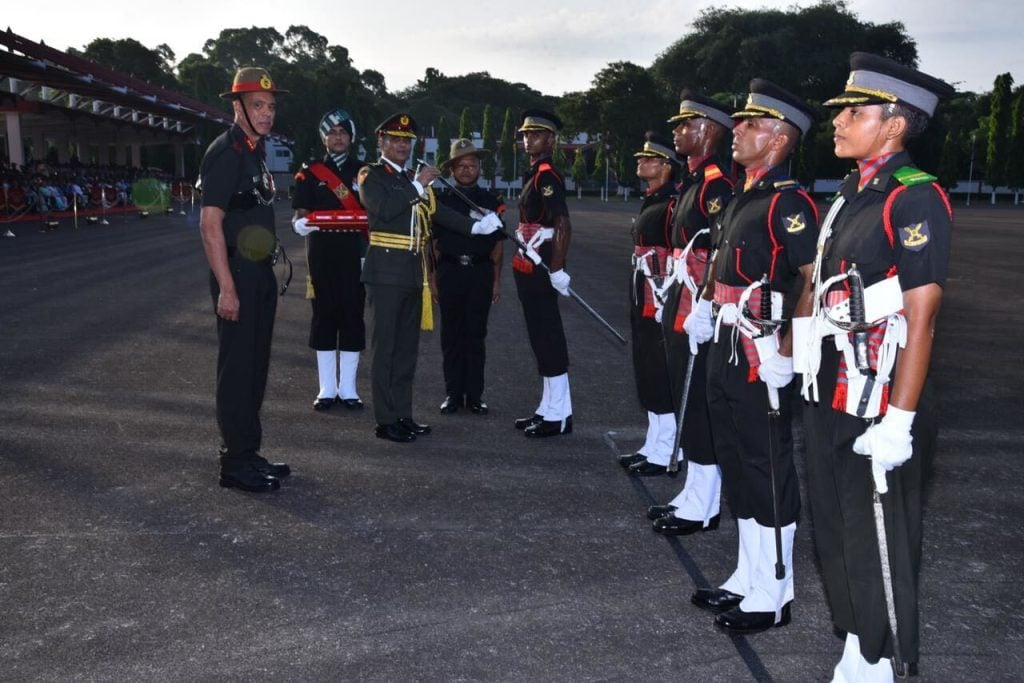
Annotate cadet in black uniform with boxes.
[623,132,681,473]
[431,138,506,415]
[685,80,819,633]
[358,113,503,443]
[291,108,367,412]
[198,67,290,493]
[512,110,574,438]
[646,93,735,536]
[799,54,955,681]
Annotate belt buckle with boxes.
[458,254,472,266]
[269,243,281,266]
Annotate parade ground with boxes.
[1,198,1021,682]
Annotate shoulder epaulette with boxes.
[537,161,556,175]
[773,179,800,192]
[892,166,938,187]
[704,164,724,182]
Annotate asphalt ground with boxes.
[1,198,1021,682]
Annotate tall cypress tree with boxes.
[458,107,472,139]
[936,130,961,191]
[481,105,497,189]
[593,143,609,201]
[499,107,516,192]
[1004,86,1024,204]
[571,148,588,198]
[552,138,568,176]
[435,115,451,169]
[986,72,1013,202]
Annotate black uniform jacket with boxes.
[198,124,276,253]
[435,185,506,257]
[822,151,952,292]
[671,156,733,250]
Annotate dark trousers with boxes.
[803,343,934,665]
[706,332,800,526]
[660,281,716,465]
[308,233,365,351]
[513,267,568,377]
[437,259,493,401]
[210,260,277,467]
[629,272,674,414]
[366,283,421,425]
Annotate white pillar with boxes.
[4,113,24,167]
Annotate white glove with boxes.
[654,305,664,324]
[683,298,714,353]
[292,216,317,237]
[757,352,794,389]
[549,269,571,296]
[853,405,915,494]
[471,212,503,235]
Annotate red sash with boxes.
[308,162,362,211]
[671,248,708,331]
[713,282,760,382]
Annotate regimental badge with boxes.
[901,221,930,251]
[784,212,806,234]
[334,184,350,201]
[400,115,410,126]
[259,75,273,90]
[542,185,554,197]
[706,197,722,215]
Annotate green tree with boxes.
[481,105,497,189]
[571,148,588,198]
[936,130,961,191]
[499,107,517,191]
[986,73,1013,201]
[1004,86,1024,203]
[435,116,451,168]
[458,107,473,138]
[616,141,637,194]
[593,143,610,200]
[73,38,177,88]
[552,139,568,176]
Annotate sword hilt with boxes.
[848,263,871,372]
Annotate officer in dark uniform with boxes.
[358,113,503,443]
[198,67,290,493]
[291,109,367,412]
[431,138,506,415]
[622,132,682,474]
[799,54,955,681]
[684,80,820,632]
[646,93,735,537]
[512,110,574,438]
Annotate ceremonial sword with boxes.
[849,264,908,680]
[418,159,627,346]
[758,276,786,580]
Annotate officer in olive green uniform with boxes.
[358,113,504,442]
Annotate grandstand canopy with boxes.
[0,28,232,173]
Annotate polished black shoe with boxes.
[619,453,647,469]
[440,396,460,414]
[467,399,489,415]
[628,460,668,476]
[252,456,291,479]
[219,467,280,493]
[524,416,572,438]
[646,504,677,520]
[514,413,544,430]
[715,602,792,634]
[691,588,744,614]
[653,513,720,536]
[339,398,364,410]
[375,423,415,442]
[397,418,431,435]
[313,397,335,411]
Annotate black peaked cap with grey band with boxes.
[732,79,818,136]
[518,109,562,133]
[823,52,955,117]
[667,90,735,129]
[634,132,682,166]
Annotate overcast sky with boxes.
[4,0,1019,96]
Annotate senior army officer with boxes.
[358,113,503,442]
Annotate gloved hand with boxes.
[292,216,317,237]
[853,406,915,494]
[549,269,571,296]
[683,298,714,354]
[757,352,794,389]
[471,212,503,235]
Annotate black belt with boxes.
[439,253,490,266]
